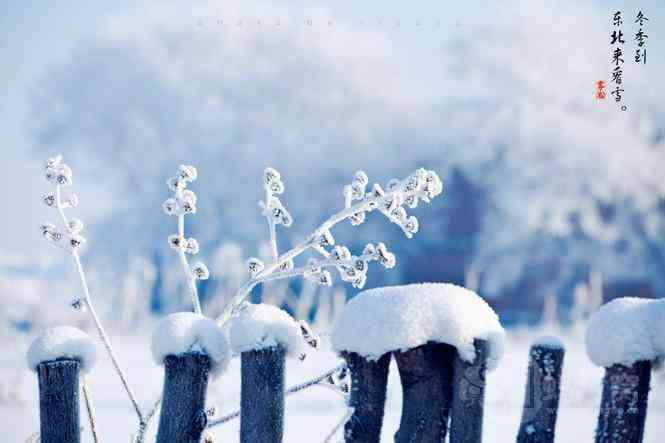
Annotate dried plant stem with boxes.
[81,377,101,443]
[177,214,202,314]
[323,407,354,443]
[55,186,144,424]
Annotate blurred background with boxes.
[3,0,664,333]
[2,1,665,441]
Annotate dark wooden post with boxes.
[342,351,391,443]
[37,359,81,443]
[240,346,285,443]
[450,339,489,443]
[156,352,211,443]
[393,342,456,442]
[595,360,651,443]
[516,342,565,443]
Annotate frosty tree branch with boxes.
[217,167,442,324]
[40,155,145,425]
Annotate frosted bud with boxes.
[362,243,376,257]
[66,194,80,208]
[404,174,421,192]
[354,171,369,186]
[167,176,186,192]
[263,167,281,185]
[349,211,366,226]
[192,262,210,280]
[180,189,197,205]
[40,222,58,239]
[351,273,367,289]
[371,183,385,198]
[387,178,400,191]
[318,270,333,287]
[405,195,419,209]
[376,243,396,268]
[68,218,84,233]
[42,193,56,207]
[424,171,443,198]
[332,246,351,261]
[269,179,284,194]
[318,229,335,247]
[70,298,85,311]
[167,234,184,251]
[350,182,365,200]
[247,257,265,276]
[390,206,407,223]
[69,233,86,249]
[403,216,419,237]
[45,155,63,169]
[279,259,294,272]
[45,167,56,182]
[55,164,73,186]
[353,258,367,273]
[181,199,197,215]
[162,198,179,215]
[205,405,217,417]
[185,238,200,255]
[179,165,198,182]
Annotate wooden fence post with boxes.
[342,351,391,443]
[393,342,456,442]
[516,341,565,443]
[240,346,285,443]
[595,360,651,443]
[156,352,211,443]
[37,359,81,443]
[449,339,489,443]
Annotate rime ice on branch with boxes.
[218,167,444,323]
[163,165,208,314]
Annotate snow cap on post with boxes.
[228,302,307,359]
[27,326,98,375]
[586,297,665,367]
[331,283,505,370]
[151,312,230,379]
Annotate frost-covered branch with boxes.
[218,167,443,323]
[40,155,144,423]
[323,407,354,443]
[81,378,101,443]
[163,165,207,314]
[260,167,289,263]
[207,363,348,429]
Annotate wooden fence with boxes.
[33,338,656,443]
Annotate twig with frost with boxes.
[163,165,206,314]
[81,378,101,443]
[207,363,348,429]
[218,167,443,323]
[39,155,144,425]
[323,406,354,443]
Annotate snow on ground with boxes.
[1,326,665,442]
[331,283,505,369]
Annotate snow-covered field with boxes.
[1,326,664,442]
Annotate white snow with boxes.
[227,302,306,358]
[533,335,564,349]
[26,326,97,375]
[330,283,505,370]
[585,297,665,367]
[151,312,230,378]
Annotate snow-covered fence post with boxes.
[341,351,391,443]
[227,303,308,443]
[393,342,456,442]
[585,297,664,443]
[449,339,489,443]
[156,353,211,443]
[27,327,98,443]
[240,347,285,442]
[152,313,230,443]
[595,361,651,443]
[37,360,81,443]
[331,284,504,443]
[516,337,565,443]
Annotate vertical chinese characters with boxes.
[634,11,648,64]
[610,11,625,106]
